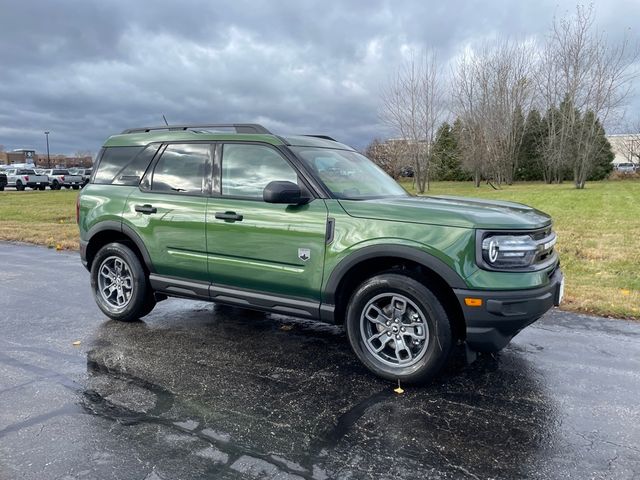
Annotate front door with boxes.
[206,143,328,302]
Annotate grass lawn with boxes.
[1,180,638,319]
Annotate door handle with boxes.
[215,211,243,222]
[135,204,157,215]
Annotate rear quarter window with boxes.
[93,145,159,185]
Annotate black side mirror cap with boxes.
[263,181,309,205]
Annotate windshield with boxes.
[292,147,408,199]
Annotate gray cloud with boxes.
[0,0,638,156]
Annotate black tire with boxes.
[16,181,24,191]
[345,272,453,384]
[64,185,70,189]
[39,186,46,191]
[0,186,4,191]
[72,185,80,190]
[51,181,59,190]
[90,242,152,322]
[139,293,157,318]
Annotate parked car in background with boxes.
[43,169,83,190]
[70,168,93,187]
[5,168,49,190]
[614,163,636,174]
[0,171,7,191]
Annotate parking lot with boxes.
[1,243,639,479]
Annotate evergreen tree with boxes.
[516,109,545,181]
[431,122,469,181]
[586,116,615,181]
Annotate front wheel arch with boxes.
[325,249,467,342]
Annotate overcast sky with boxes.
[0,0,638,156]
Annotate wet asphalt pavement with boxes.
[0,243,639,480]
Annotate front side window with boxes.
[151,143,210,194]
[292,147,407,199]
[221,144,298,198]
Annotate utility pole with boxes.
[44,131,51,168]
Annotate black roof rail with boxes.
[301,134,338,142]
[121,123,273,135]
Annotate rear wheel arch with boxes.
[324,246,467,342]
[85,223,154,274]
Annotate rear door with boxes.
[206,143,328,302]
[123,143,211,283]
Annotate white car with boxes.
[615,163,636,174]
[43,169,83,190]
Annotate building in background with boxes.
[5,149,37,165]
[607,134,640,166]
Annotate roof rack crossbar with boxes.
[301,134,338,142]
[121,123,272,135]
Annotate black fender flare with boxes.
[322,244,467,305]
[85,221,155,273]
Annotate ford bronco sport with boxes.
[78,123,563,383]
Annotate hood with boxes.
[338,195,551,230]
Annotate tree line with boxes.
[375,5,637,191]
[367,105,614,184]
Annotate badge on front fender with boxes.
[298,248,310,262]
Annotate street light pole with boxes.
[44,131,50,168]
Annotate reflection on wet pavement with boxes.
[1,244,639,479]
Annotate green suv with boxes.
[78,123,563,383]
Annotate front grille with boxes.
[531,227,557,268]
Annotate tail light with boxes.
[24,176,29,181]
[76,195,80,224]
[61,175,65,182]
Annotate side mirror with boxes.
[263,181,308,205]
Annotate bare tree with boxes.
[537,5,638,188]
[452,39,536,186]
[364,138,410,179]
[380,50,447,192]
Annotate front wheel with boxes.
[90,243,153,322]
[346,273,453,384]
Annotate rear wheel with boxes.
[16,181,24,191]
[346,272,453,384]
[51,181,59,190]
[39,186,46,190]
[72,185,80,190]
[90,243,154,322]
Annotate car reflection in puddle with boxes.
[81,300,556,479]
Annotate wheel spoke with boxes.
[100,264,116,281]
[405,327,426,341]
[393,336,413,363]
[364,304,390,325]
[367,331,392,353]
[391,296,407,318]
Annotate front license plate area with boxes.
[556,277,565,305]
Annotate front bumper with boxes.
[454,267,563,352]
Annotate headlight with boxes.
[481,234,539,268]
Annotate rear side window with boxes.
[151,144,210,195]
[19,169,35,175]
[53,170,69,175]
[93,145,158,185]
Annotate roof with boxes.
[102,124,355,151]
